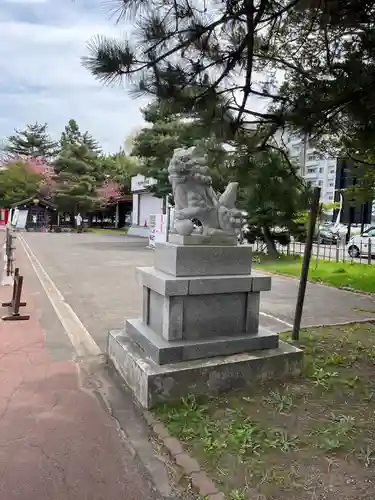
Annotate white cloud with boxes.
[4,0,49,3]
[0,0,149,152]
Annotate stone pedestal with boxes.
[107,241,303,408]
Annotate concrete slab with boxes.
[108,329,303,409]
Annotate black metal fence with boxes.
[250,237,375,265]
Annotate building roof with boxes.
[10,194,57,209]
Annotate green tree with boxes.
[100,152,137,195]
[5,123,58,159]
[83,1,375,154]
[53,143,104,215]
[0,161,43,207]
[60,119,101,154]
[235,147,310,256]
[130,102,229,199]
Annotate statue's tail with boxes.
[219,182,238,208]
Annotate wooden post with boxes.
[292,187,321,341]
[2,270,29,320]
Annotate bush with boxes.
[272,231,291,246]
[242,226,291,246]
[242,226,263,244]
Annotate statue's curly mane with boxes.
[168,146,211,185]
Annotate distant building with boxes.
[276,131,337,204]
[127,174,164,237]
[334,158,372,227]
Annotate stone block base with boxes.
[107,329,303,409]
[126,318,279,364]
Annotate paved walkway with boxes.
[0,240,192,500]
[19,232,375,349]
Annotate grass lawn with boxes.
[86,227,128,235]
[254,254,375,294]
[154,324,375,500]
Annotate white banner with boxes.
[148,214,156,248]
[11,208,19,226]
[15,210,28,229]
[148,214,168,248]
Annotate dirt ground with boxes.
[155,323,375,500]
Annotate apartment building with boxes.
[281,133,337,203]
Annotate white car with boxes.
[347,227,375,258]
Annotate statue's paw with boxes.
[218,206,243,233]
[175,219,195,236]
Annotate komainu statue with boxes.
[168,146,242,236]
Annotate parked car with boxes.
[315,227,339,245]
[347,227,375,258]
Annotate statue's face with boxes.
[168,147,211,185]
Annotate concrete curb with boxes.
[143,410,225,500]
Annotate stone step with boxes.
[125,318,279,365]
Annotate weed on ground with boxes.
[154,324,375,499]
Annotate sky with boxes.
[0,0,150,153]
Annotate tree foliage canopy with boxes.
[0,161,43,207]
[60,119,101,154]
[130,102,230,198]
[5,123,58,159]
[53,144,103,213]
[234,146,310,252]
[53,119,105,213]
[82,0,375,157]
[100,152,138,194]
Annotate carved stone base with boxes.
[106,241,299,409]
[126,318,278,365]
[108,329,303,409]
[155,242,253,277]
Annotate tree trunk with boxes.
[262,226,279,258]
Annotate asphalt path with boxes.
[18,232,375,351]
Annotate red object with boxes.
[0,208,9,225]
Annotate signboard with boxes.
[11,208,19,226]
[148,214,167,248]
[131,174,158,192]
[148,214,156,248]
[15,210,28,229]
